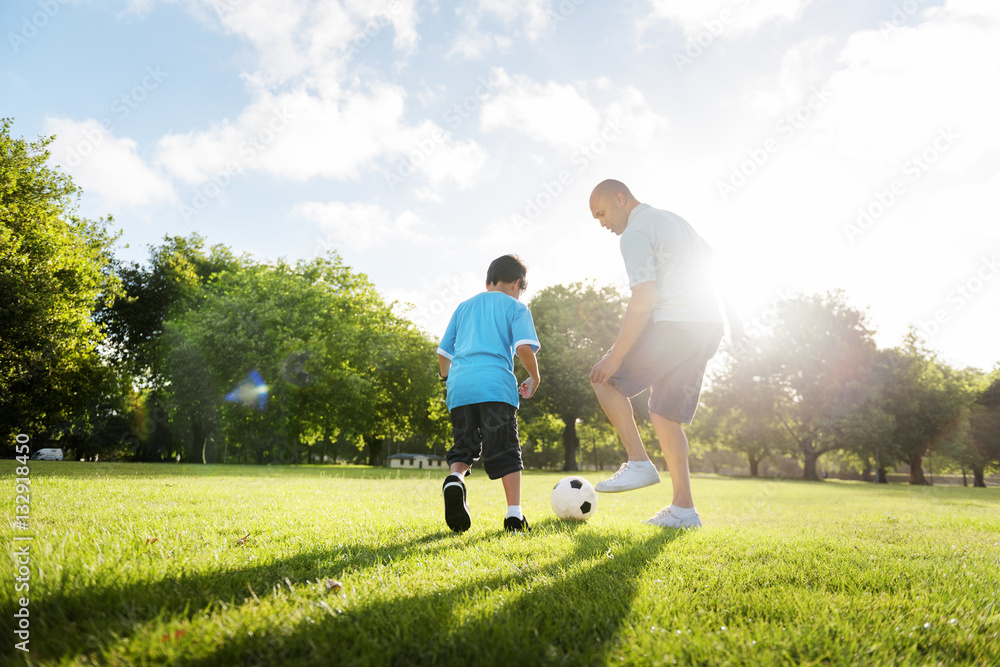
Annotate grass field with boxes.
[2,462,999,666]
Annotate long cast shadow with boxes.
[21,529,475,663]
[186,527,682,666]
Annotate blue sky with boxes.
[4,0,999,371]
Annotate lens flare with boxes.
[225,370,268,411]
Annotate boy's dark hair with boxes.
[486,254,527,291]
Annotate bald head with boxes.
[589,179,640,236]
[590,179,636,206]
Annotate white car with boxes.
[29,448,63,461]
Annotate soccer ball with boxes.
[550,476,597,521]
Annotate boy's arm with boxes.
[516,344,540,399]
[438,353,452,379]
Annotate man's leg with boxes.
[651,413,693,508]
[590,380,649,461]
[591,381,660,492]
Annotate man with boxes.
[588,179,746,528]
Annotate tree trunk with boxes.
[365,435,384,467]
[802,450,820,481]
[973,465,986,488]
[748,456,760,478]
[877,467,888,484]
[562,416,579,472]
[909,453,930,485]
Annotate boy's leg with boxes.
[443,406,479,533]
[501,470,521,506]
[501,470,530,532]
[476,402,530,532]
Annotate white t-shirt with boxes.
[619,203,723,323]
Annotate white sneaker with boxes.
[594,462,660,493]
[644,506,702,529]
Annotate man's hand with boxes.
[729,326,753,358]
[589,353,621,385]
[519,376,538,399]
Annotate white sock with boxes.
[506,505,523,519]
[669,504,696,517]
[449,472,464,482]
[630,459,654,469]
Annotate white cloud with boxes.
[169,0,421,86]
[644,0,814,39]
[45,117,175,208]
[479,69,668,149]
[386,270,483,335]
[480,70,602,146]
[157,84,488,189]
[293,201,437,251]
[684,0,1000,369]
[446,0,581,59]
[817,1,1000,179]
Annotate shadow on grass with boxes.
[27,523,681,665]
[188,527,682,666]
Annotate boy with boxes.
[437,254,541,533]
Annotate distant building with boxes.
[386,453,447,470]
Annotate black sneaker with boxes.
[503,515,531,533]
[442,476,471,533]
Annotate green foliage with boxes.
[949,371,1000,486]
[524,282,626,470]
[877,331,977,484]
[97,233,241,385]
[163,254,445,464]
[3,462,999,665]
[708,291,882,479]
[0,118,123,452]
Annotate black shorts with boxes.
[609,321,723,424]
[447,402,522,480]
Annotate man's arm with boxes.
[705,241,750,356]
[589,281,657,385]
[721,295,750,355]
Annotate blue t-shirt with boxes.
[437,291,540,410]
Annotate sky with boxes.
[3,0,999,372]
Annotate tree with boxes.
[740,291,882,480]
[97,233,240,385]
[163,254,446,464]
[525,283,626,471]
[1,118,122,453]
[878,333,975,485]
[697,362,796,477]
[955,372,1000,487]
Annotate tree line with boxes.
[3,120,999,483]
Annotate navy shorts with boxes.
[447,402,522,480]
[608,321,723,424]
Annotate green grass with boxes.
[2,462,999,666]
